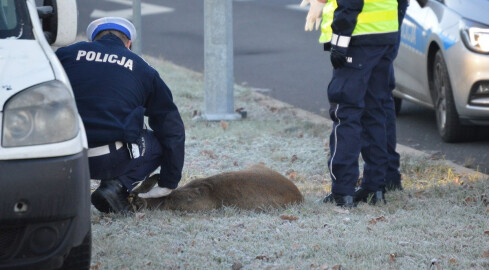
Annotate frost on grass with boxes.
[90,57,489,270]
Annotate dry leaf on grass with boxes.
[369,216,387,225]
[90,262,102,270]
[280,214,299,221]
[135,212,145,219]
[453,177,461,185]
[331,265,343,270]
[220,120,228,130]
[255,255,269,261]
[286,170,297,179]
[291,154,298,163]
[414,190,424,198]
[269,106,278,112]
[389,253,397,263]
[465,196,476,203]
[449,258,457,265]
[483,250,489,258]
[200,149,218,159]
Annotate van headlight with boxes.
[2,81,79,147]
[460,18,489,54]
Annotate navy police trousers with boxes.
[327,44,397,196]
[88,130,163,191]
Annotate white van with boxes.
[0,0,91,269]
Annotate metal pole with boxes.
[203,0,241,121]
[132,0,142,55]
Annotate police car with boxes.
[393,0,489,142]
[0,0,91,269]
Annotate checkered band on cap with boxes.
[86,17,137,41]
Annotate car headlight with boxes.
[2,81,79,147]
[460,18,489,54]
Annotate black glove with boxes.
[330,46,347,69]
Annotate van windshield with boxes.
[0,0,33,39]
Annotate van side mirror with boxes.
[416,0,428,8]
[38,0,77,46]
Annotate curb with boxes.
[252,91,488,178]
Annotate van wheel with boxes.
[394,97,402,116]
[60,229,91,270]
[432,51,473,142]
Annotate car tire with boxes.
[394,97,402,116]
[432,51,474,142]
[60,229,91,270]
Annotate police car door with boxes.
[394,1,431,103]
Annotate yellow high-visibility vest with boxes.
[319,0,398,44]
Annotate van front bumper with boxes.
[0,150,90,270]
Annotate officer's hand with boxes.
[138,186,172,199]
[330,46,347,69]
[300,0,325,31]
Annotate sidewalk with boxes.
[89,56,489,270]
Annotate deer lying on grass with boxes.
[130,164,303,211]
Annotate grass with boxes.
[89,56,489,270]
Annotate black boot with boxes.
[91,179,131,213]
[322,193,355,208]
[354,187,386,205]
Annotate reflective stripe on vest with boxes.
[319,0,398,44]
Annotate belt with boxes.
[88,141,124,157]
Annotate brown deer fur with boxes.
[130,164,303,211]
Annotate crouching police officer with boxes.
[302,0,401,207]
[56,17,185,213]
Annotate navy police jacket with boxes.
[56,34,185,189]
[328,0,409,48]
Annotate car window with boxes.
[0,0,33,39]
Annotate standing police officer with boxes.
[302,0,401,207]
[56,17,185,213]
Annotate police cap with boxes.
[86,17,137,42]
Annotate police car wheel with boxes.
[432,51,473,142]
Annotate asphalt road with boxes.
[76,0,489,173]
